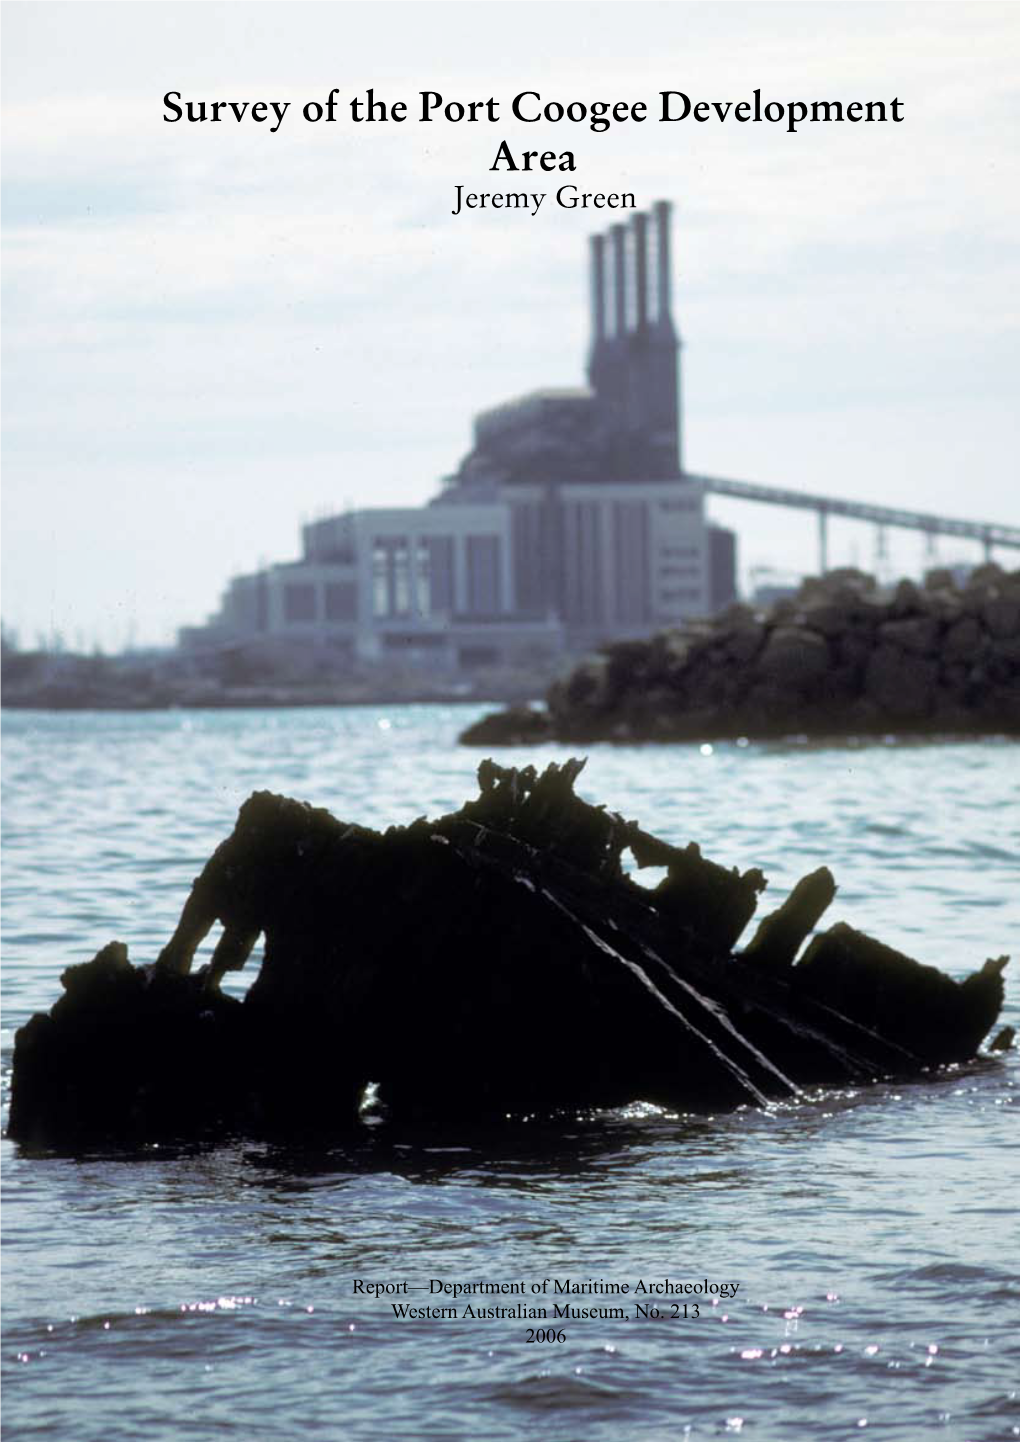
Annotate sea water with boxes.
[2,706,1018,1441]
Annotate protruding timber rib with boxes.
[7,761,1008,1146]
[796,928,1007,1065]
[989,1024,1015,1053]
[743,868,838,971]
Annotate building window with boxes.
[613,501,650,624]
[459,645,499,669]
[383,632,447,650]
[465,535,501,617]
[372,543,388,617]
[415,538,431,615]
[284,583,317,623]
[563,500,603,625]
[324,582,357,621]
[372,537,410,618]
[426,536,455,615]
[394,541,410,616]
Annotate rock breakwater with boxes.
[462,565,1020,745]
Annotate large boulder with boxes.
[864,645,939,719]
[459,704,552,746]
[755,625,832,693]
[879,616,941,656]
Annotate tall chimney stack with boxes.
[632,212,648,330]
[590,234,605,343]
[654,199,672,324]
[611,224,627,338]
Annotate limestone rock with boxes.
[879,616,941,655]
[865,645,938,718]
[756,626,831,691]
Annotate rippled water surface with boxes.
[3,707,1019,1440]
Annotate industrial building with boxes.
[179,201,736,670]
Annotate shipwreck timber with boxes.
[8,759,1008,1146]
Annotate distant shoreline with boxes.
[0,652,548,714]
[1,688,508,713]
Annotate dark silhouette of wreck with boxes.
[8,760,1007,1146]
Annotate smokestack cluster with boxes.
[586,201,682,479]
[589,200,673,342]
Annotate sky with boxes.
[2,0,1019,650]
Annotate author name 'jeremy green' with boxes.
[452,185,635,216]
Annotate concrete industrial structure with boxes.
[180,201,736,670]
